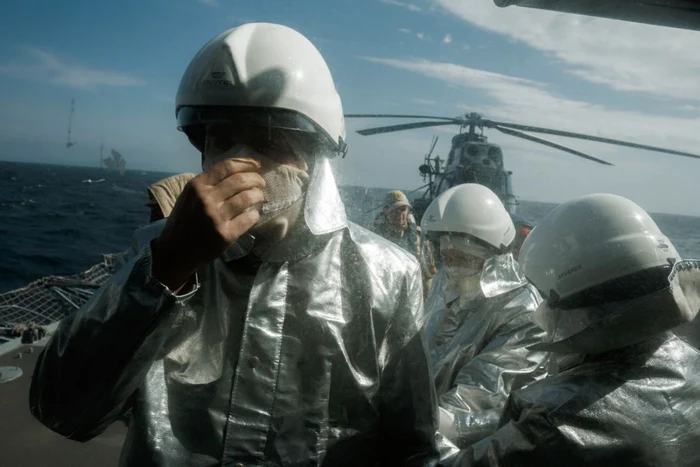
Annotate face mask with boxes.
[445,266,482,298]
[203,144,310,226]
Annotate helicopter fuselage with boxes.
[413,132,518,224]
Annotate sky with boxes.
[0,0,699,215]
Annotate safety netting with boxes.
[0,254,122,344]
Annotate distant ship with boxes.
[99,141,126,176]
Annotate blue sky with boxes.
[1,0,699,214]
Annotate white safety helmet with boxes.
[175,23,347,156]
[420,183,516,253]
[519,193,680,307]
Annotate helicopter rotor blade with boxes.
[488,120,700,160]
[345,114,457,121]
[493,125,614,166]
[357,120,458,136]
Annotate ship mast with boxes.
[66,98,76,148]
[99,138,104,168]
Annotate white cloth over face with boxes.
[439,235,489,300]
[202,143,310,227]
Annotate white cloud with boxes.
[364,56,544,93]
[198,0,218,5]
[462,44,471,50]
[380,0,421,12]
[435,0,700,101]
[443,34,452,44]
[0,48,144,88]
[416,32,426,40]
[411,98,436,105]
[398,28,411,34]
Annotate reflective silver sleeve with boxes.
[29,239,197,442]
[439,311,548,448]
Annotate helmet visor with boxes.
[440,234,495,258]
[177,105,319,133]
[177,105,342,155]
[439,235,491,270]
[203,123,309,168]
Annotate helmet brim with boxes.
[177,105,345,155]
[424,230,511,256]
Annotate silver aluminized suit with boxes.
[29,159,440,467]
[443,260,700,467]
[423,254,548,448]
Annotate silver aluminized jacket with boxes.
[424,254,548,448]
[29,159,440,467]
[444,260,700,467]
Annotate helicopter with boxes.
[345,112,700,226]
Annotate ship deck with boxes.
[0,337,126,466]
